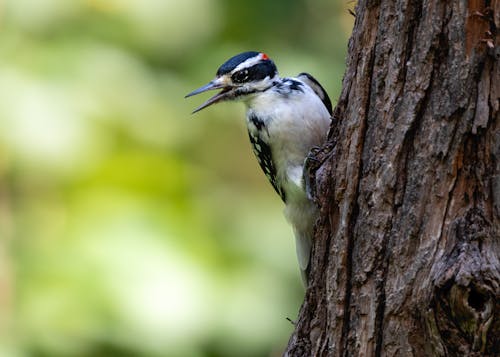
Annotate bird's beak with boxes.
[185,78,234,114]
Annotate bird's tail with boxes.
[285,200,318,286]
[294,226,312,285]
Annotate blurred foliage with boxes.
[0,0,352,356]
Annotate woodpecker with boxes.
[186,51,332,284]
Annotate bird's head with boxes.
[186,51,278,113]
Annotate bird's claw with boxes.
[303,144,334,202]
[303,147,322,201]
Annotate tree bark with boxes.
[286,1,499,356]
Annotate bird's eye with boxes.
[232,69,249,83]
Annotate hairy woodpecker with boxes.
[186,51,332,283]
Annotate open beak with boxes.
[185,79,234,114]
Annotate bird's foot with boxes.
[303,144,334,202]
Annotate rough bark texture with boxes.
[286,1,499,356]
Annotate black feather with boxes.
[248,131,286,202]
[216,51,260,76]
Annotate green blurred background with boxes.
[0,0,352,356]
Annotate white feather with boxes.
[244,77,331,283]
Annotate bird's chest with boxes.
[246,93,318,163]
[245,105,311,202]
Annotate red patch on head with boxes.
[261,53,269,60]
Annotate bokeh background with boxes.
[0,0,352,356]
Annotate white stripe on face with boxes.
[232,53,265,73]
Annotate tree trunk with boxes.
[286,1,499,356]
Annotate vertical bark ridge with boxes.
[339,15,379,356]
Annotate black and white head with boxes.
[186,51,278,113]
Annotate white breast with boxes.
[245,81,331,201]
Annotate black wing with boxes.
[248,131,286,202]
[297,72,332,115]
